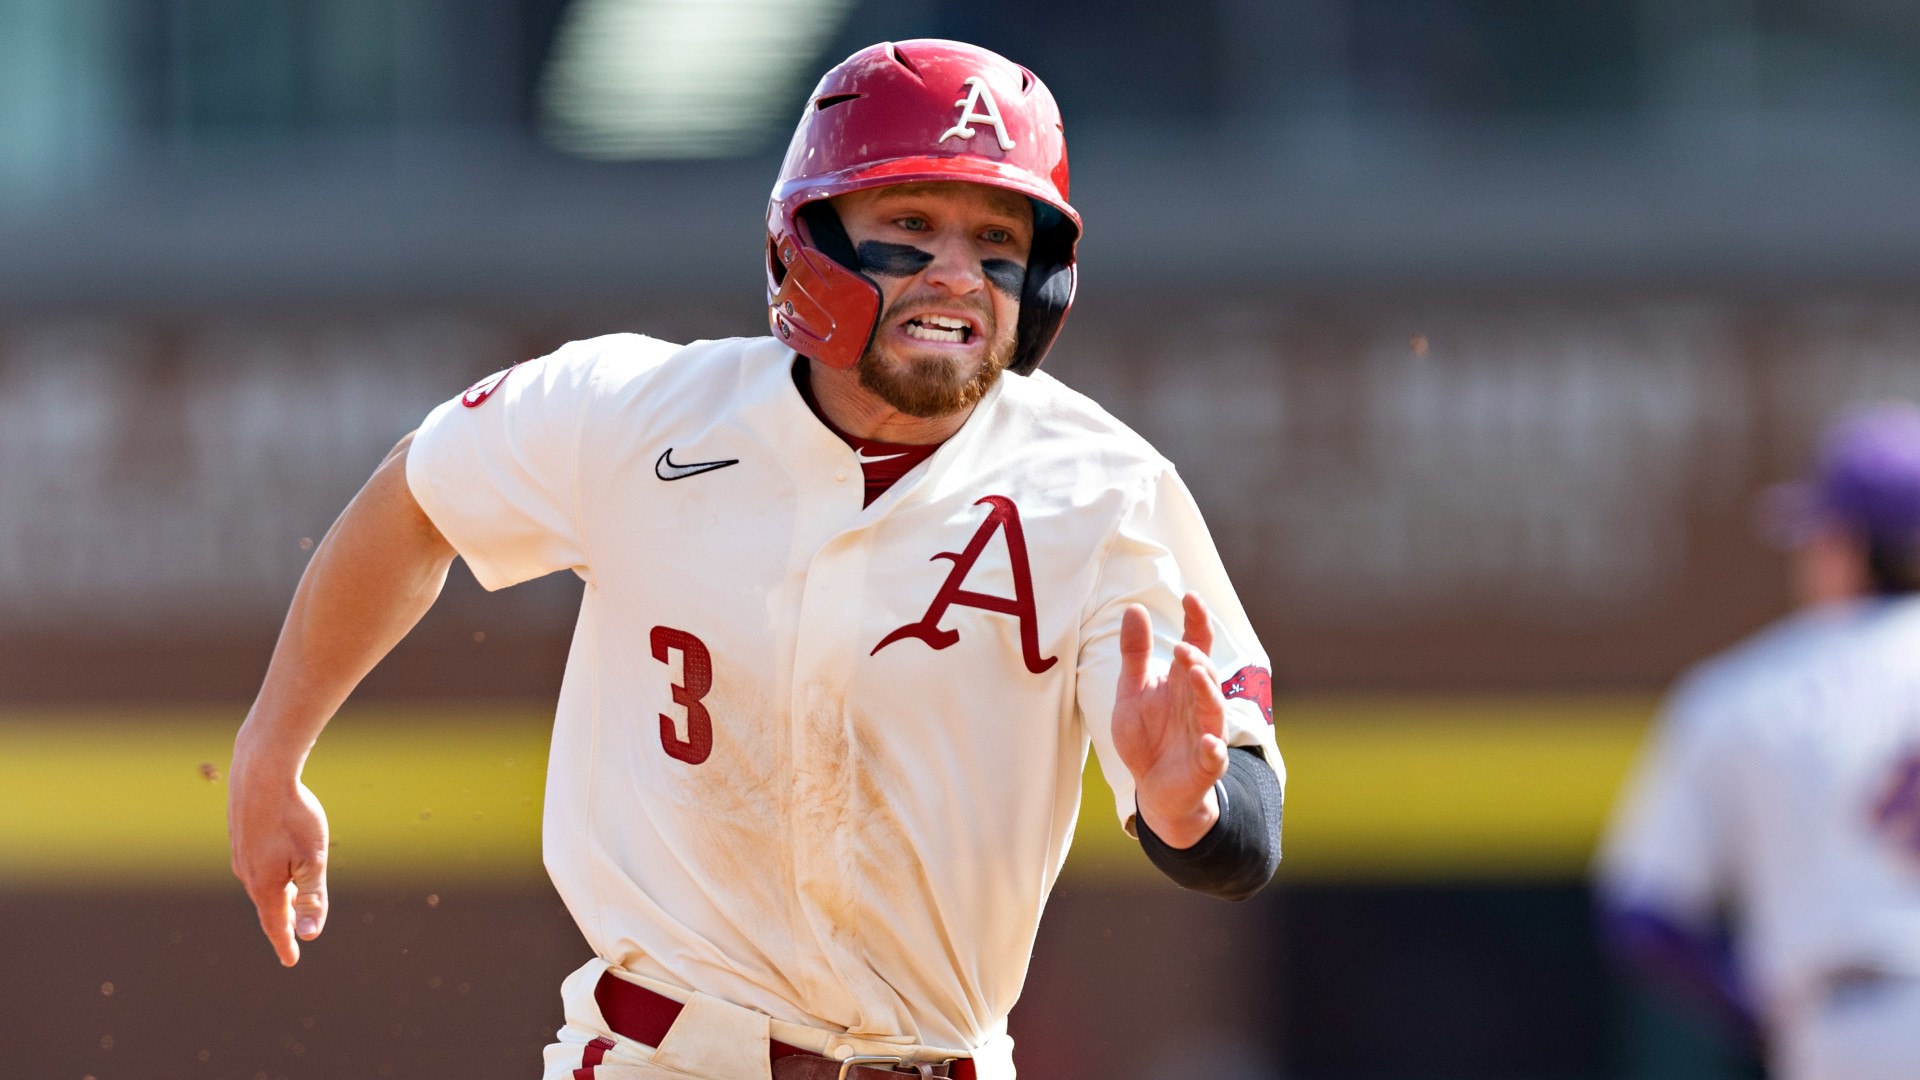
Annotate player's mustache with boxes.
[857,241,1026,298]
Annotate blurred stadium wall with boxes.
[11,1,1920,1077]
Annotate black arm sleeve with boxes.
[1135,746,1283,901]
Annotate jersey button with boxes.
[835,471,848,483]
[831,1044,853,1059]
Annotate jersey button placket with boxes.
[779,445,873,1018]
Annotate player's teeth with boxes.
[906,322,966,342]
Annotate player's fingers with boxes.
[1181,592,1215,656]
[291,851,329,942]
[1168,641,1196,706]
[1117,604,1153,692]
[1185,657,1228,739]
[1174,628,1220,684]
[1197,732,1230,781]
[252,876,301,967]
[1170,642,1210,730]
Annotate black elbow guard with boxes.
[1135,746,1283,901]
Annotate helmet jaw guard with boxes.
[768,211,882,370]
[765,39,1080,375]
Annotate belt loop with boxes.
[647,988,772,1080]
[573,1035,616,1080]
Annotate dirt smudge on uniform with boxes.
[790,685,958,1031]
[791,685,861,917]
[668,685,806,995]
[848,718,948,931]
[788,683,879,1024]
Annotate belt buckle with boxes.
[837,1055,947,1079]
[838,1056,907,1079]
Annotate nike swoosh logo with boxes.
[655,448,740,481]
[854,449,909,464]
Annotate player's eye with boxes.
[895,216,930,232]
[981,227,1013,244]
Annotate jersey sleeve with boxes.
[1595,681,1734,924]
[1076,464,1283,831]
[405,339,604,591]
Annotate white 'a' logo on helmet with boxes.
[939,76,1016,151]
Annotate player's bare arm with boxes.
[228,432,455,966]
[1113,591,1230,848]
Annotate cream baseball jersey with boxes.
[406,333,1282,1059]
[1598,599,1920,1020]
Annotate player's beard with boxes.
[856,299,1017,419]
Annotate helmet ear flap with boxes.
[1011,201,1078,375]
[769,201,883,370]
[767,236,789,288]
[796,202,863,275]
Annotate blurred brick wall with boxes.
[5,289,1918,700]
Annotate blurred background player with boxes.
[1597,403,1920,1080]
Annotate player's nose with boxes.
[918,233,987,296]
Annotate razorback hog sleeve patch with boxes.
[1221,665,1273,723]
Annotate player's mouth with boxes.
[899,312,980,346]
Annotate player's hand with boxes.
[1112,592,1230,848]
[228,741,330,967]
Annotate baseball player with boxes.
[228,40,1284,1080]
[1597,404,1920,1080]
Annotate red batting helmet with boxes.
[765,39,1080,375]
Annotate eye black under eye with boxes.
[981,258,1025,297]
[857,241,934,277]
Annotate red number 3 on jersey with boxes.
[650,626,714,765]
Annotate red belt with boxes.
[580,970,977,1080]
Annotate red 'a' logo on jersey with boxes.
[873,495,1058,674]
